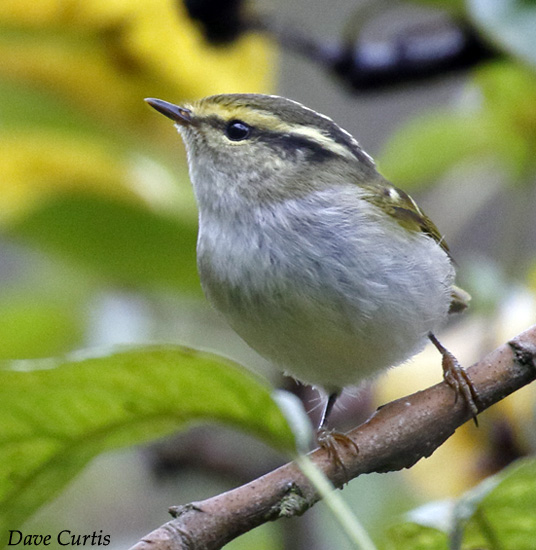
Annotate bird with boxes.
[145,93,478,446]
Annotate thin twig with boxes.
[129,325,536,550]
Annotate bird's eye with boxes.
[225,120,251,141]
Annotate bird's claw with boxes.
[429,332,480,426]
[316,427,359,483]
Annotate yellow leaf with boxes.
[0,0,274,220]
[0,0,274,119]
[0,131,137,223]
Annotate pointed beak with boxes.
[145,98,193,125]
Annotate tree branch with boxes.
[129,325,536,550]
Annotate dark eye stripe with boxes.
[199,115,341,162]
[258,132,339,162]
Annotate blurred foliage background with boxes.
[0,0,535,548]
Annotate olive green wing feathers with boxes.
[360,179,448,253]
[360,178,470,313]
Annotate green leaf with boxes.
[8,193,201,293]
[0,251,94,360]
[0,347,295,533]
[459,458,536,549]
[410,0,466,14]
[383,522,448,550]
[378,113,484,187]
[385,459,536,550]
[0,79,103,136]
[472,62,536,184]
[469,0,536,65]
[379,63,535,187]
[0,296,83,359]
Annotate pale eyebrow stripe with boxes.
[197,111,370,164]
[277,123,359,161]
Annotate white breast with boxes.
[196,187,454,392]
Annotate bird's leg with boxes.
[316,392,359,477]
[319,392,340,430]
[428,332,480,425]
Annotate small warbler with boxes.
[146,94,477,438]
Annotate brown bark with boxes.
[130,325,536,550]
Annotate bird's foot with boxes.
[429,332,480,425]
[316,427,359,482]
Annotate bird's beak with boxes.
[145,98,192,126]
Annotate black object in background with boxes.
[181,0,501,92]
